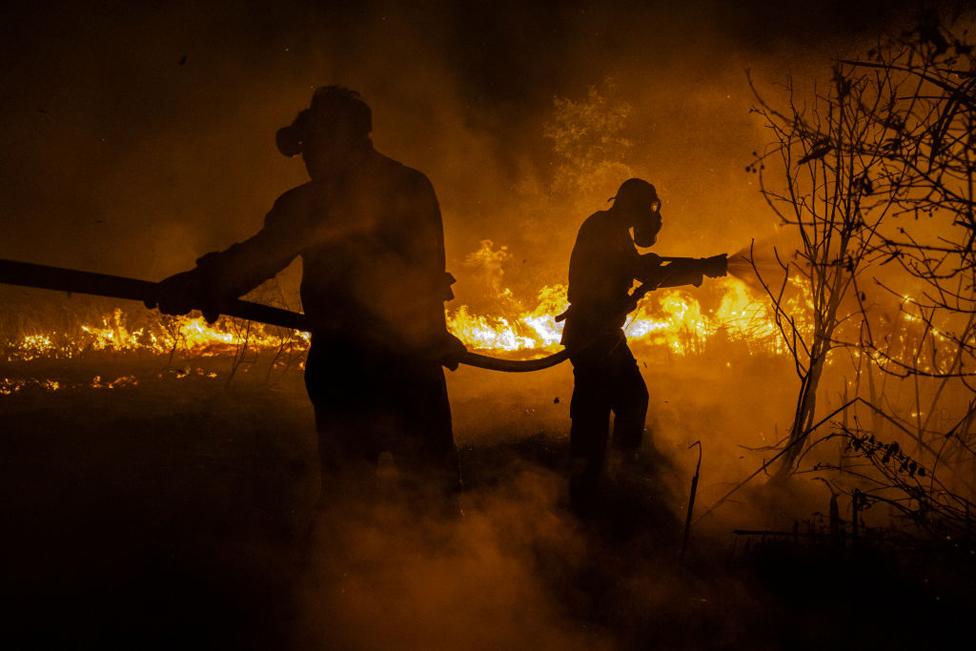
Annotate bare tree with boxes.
[749,57,908,478]
[241,277,308,384]
[225,317,256,386]
[745,14,976,540]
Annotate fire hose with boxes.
[0,258,571,372]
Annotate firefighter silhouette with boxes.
[155,86,465,511]
[560,179,726,513]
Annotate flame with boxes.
[0,374,141,394]
[446,284,568,352]
[447,277,804,357]
[4,308,310,363]
[12,242,961,398]
[1,276,803,370]
[0,261,957,398]
[90,375,139,389]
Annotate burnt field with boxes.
[2,354,973,650]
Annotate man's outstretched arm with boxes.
[154,188,312,318]
[637,253,727,290]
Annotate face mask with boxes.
[633,202,662,247]
[275,110,310,157]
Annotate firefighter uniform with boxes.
[561,209,704,512]
[185,150,461,503]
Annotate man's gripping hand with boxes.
[147,268,220,323]
[640,252,663,270]
[431,332,469,371]
[702,253,728,278]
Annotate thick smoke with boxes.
[299,468,605,650]
[0,2,956,646]
[0,1,925,274]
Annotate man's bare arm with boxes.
[155,188,313,317]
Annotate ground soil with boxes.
[1,360,972,649]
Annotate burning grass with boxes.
[2,274,807,367]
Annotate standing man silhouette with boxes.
[154,86,466,512]
[560,178,726,514]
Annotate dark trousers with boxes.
[569,334,649,510]
[304,337,460,506]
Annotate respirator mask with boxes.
[275,87,373,158]
[633,198,662,248]
[275,109,311,157]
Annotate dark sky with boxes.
[0,0,948,286]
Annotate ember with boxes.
[4,308,310,363]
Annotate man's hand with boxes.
[640,252,663,270]
[147,269,219,321]
[431,332,468,371]
[702,253,728,278]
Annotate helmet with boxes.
[275,86,372,157]
[612,178,659,212]
[612,178,661,247]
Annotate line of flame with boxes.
[3,277,808,363]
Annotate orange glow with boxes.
[0,260,958,397]
[5,308,310,363]
[448,276,810,357]
[2,274,811,367]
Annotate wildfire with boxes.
[7,261,958,398]
[448,277,800,356]
[0,375,140,395]
[4,308,310,363]
[2,277,801,370]
[447,284,567,353]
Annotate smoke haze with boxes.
[2,2,968,647]
[0,1,930,277]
